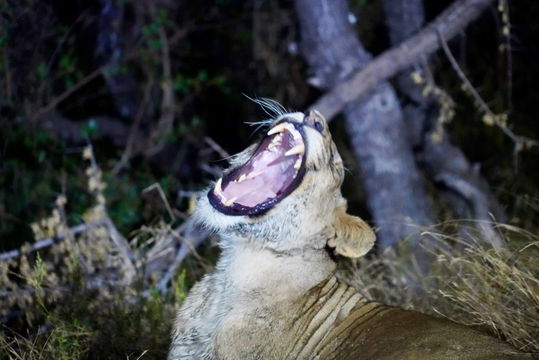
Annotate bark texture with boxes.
[295,0,433,250]
[96,0,139,119]
[383,0,506,248]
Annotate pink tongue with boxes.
[222,147,296,207]
[225,177,275,207]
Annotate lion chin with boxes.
[168,110,530,360]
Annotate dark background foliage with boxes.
[1,0,537,250]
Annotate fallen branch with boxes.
[310,0,495,119]
[36,111,140,147]
[0,220,106,262]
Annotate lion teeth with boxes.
[290,129,301,140]
[267,123,287,136]
[284,144,305,156]
[237,174,246,183]
[268,135,282,150]
[284,123,299,136]
[294,159,302,169]
[214,178,223,195]
[224,197,237,206]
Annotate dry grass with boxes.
[343,221,539,354]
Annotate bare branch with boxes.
[31,66,107,121]
[437,29,539,155]
[112,78,155,175]
[310,0,495,119]
[204,136,230,160]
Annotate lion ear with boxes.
[327,207,376,258]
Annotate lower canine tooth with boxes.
[238,174,246,182]
[224,197,237,206]
[294,159,301,169]
[285,144,305,156]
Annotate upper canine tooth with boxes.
[267,123,287,136]
[214,178,223,195]
[285,143,305,156]
[224,197,237,206]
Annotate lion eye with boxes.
[314,121,324,132]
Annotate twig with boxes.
[143,218,209,296]
[146,26,176,157]
[112,77,154,175]
[438,31,497,124]
[498,0,513,110]
[153,244,190,294]
[31,40,150,123]
[31,66,107,121]
[3,52,12,100]
[310,0,496,119]
[0,220,106,262]
[142,183,176,221]
[85,144,137,278]
[204,136,230,159]
[437,29,539,163]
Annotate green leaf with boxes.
[37,62,47,79]
[80,118,99,139]
[197,70,209,82]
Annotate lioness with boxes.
[169,110,529,359]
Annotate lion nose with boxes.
[303,109,325,127]
[303,110,316,125]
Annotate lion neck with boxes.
[215,238,337,304]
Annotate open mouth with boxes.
[208,120,306,216]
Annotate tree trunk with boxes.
[295,0,433,253]
[382,0,506,249]
[96,0,139,119]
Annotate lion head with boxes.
[195,109,375,258]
